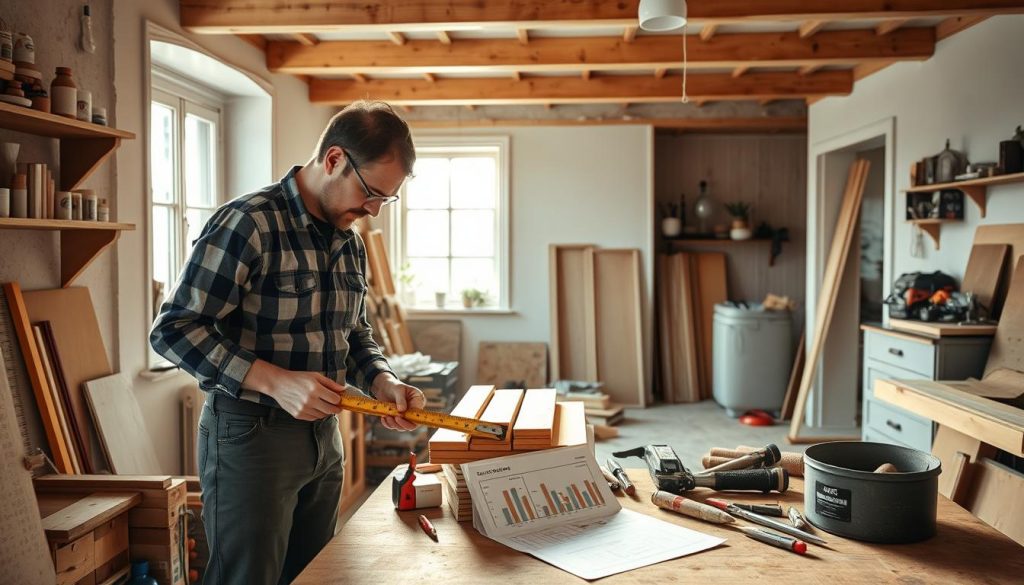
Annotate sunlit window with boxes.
[394,138,509,310]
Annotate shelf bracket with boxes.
[60,229,120,287]
[960,185,986,218]
[916,222,942,250]
[61,137,121,191]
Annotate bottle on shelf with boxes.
[50,67,77,118]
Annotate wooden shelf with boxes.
[0,219,135,287]
[0,101,135,191]
[908,218,960,250]
[904,171,1024,219]
[667,237,773,244]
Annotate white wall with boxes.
[810,15,1024,282]
[113,0,335,473]
[405,126,654,396]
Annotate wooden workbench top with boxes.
[295,466,1023,584]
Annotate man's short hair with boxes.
[314,100,415,174]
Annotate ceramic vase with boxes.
[0,142,18,188]
[661,217,682,238]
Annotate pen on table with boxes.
[736,526,807,555]
[418,514,438,542]
[605,458,636,496]
[705,498,827,545]
[598,465,621,491]
[652,490,735,524]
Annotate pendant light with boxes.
[638,0,687,32]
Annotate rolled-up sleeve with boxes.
[150,206,263,398]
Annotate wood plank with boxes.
[779,332,806,421]
[553,401,587,447]
[309,70,853,105]
[468,389,524,452]
[694,253,728,400]
[789,158,870,440]
[964,458,1024,546]
[593,249,645,407]
[887,319,997,338]
[268,28,934,75]
[408,116,807,132]
[40,492,141,542]
[181,0,1024,33]
[798,20,828,38]
[973,222,1024,318]
[931,425,995,504]
[512,389,557,438]
[365,229,396,296]
[34,475,173,491]
[549,245,597,382]
[656,255,675,403]
[39,321,94,472]
[985,256,1024,377]
[476,342,548,389]
[22,286,112,471]
[33,324,80,473]
[961,243,1009,319]
[874,379,1024,457]
[83,374,161,474]
[427,385,494,451]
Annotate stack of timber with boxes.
[559,391,625,427]
[441,464,472,521]
[360,228,415,356]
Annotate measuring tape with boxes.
[340,393,505,440]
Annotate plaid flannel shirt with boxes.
[150,166,394,407]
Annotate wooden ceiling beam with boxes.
[308,70,853,105]
[581,70,592,80]
[406,116,807,133]
[236,34,266,50]
[423,72,436,82]
[292,33,319,46]
[182,1,1024,33]
[623,26,638,43]
[732,65,750,78]
[700,24,718,41]
[267,28,935,74]
[436,31,452,45]
[875,18,912,35]
[654,68,668,78]
[799,20,828,38]
[798,64,823,76]
[351,73,368,83]
[936,15,989,41]
[516,28,530,45]
[387,31,406,46]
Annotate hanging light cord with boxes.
[681,24,689,103]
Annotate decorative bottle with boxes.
[51,67,77,118]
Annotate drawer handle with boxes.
[887,348,904,357]
[886,419,903,432]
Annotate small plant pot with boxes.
[462,296,474,308]
[731,219,749,230]
[435,291,447,309]
[730,227,753,240]
[661,217,682,238]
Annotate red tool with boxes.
[392,452,419,511]
[739,409,775,426]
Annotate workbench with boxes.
[294,467,1024,584]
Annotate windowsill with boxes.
[406,307,518,317]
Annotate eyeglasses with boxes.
[343,150,400,206]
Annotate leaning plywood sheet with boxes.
[407,319,461,362]
[549,244,597,382]
[973,223,1024,318]
[964,458,1024,546]
[428,385,495,451]
[512,389,557,445]
[477,342,548,389]
[0,348,57,584]
[22,286,112,472]
[469,389,524,452]
[674,253,701,403]
[961,243,1009,319]
[694,253,728,400]
[985,256,1024,378]
[593,249,645,407]
[83,373,161,474]
[656,255,675,403]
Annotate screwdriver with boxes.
[705,498,827,545]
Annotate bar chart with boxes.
[478,461,610,527]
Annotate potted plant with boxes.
[725,201,752,240]
[461,288,486,308]
[396,262,417,306]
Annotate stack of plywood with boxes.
[441,464,472,521]
[559,391,625,427]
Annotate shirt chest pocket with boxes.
[274,271,318,296]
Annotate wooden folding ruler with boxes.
[340,393,505,440]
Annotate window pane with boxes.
[185,114,217,207]
[450,156,496,209]
[451,258,496,304]
[185,207,215,250]
[152,205,176,291]
[451,210,494,257]
[150,102,176,205]
[408,258,449,306]
[406,158,450,209]
[406,210,449,257]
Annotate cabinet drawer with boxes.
[863,359,930,395]
[54,532,95,585]
[865,330,935,377]
[864,396,933,453]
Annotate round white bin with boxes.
[712,302,793,417]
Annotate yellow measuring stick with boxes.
[339,392,506,440]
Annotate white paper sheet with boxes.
[462,445,725,580]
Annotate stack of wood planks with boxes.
[431,386,589,521]
[361,227,416,356]
[559,391,624,427]
[656,252,728,403]
[549,245,646,407]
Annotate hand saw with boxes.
[339,392,506,440]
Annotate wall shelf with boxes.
[0,101,135,191]
[904,171,1024,219]
[908,218,960,250]
[668,237,773,244]
[0,219,136,287]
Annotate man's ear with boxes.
[324,146,346,176]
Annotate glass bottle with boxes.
[51,67,77,118]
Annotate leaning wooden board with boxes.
[83,373,161,474]
[22,286,112,472]
[548,244,597,382]
[593,249,645,407]
[961,243,1009,318]
[985,256,1024,378]
[972,223,1024,317]
[693,252,728,400]
[477,342,548,390]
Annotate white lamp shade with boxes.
[638,0,687,31]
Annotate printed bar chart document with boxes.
[462,444,724,580]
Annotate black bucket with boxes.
[803,441,942,543]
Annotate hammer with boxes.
[697,444,782,475]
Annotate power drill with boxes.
[612,444,789,494]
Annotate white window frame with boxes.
[391,135,511,313]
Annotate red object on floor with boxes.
[739,410,775,426]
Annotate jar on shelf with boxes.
[51,67,77,118]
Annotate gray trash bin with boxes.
[712,302,792,417]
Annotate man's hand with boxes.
[371,373,426,431]
[244,360,344,421]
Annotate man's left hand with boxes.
[371,374,425,431]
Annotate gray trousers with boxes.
[198,394,344,585]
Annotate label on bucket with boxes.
[815,481,852,522]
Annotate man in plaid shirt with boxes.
[151,101,424,585]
